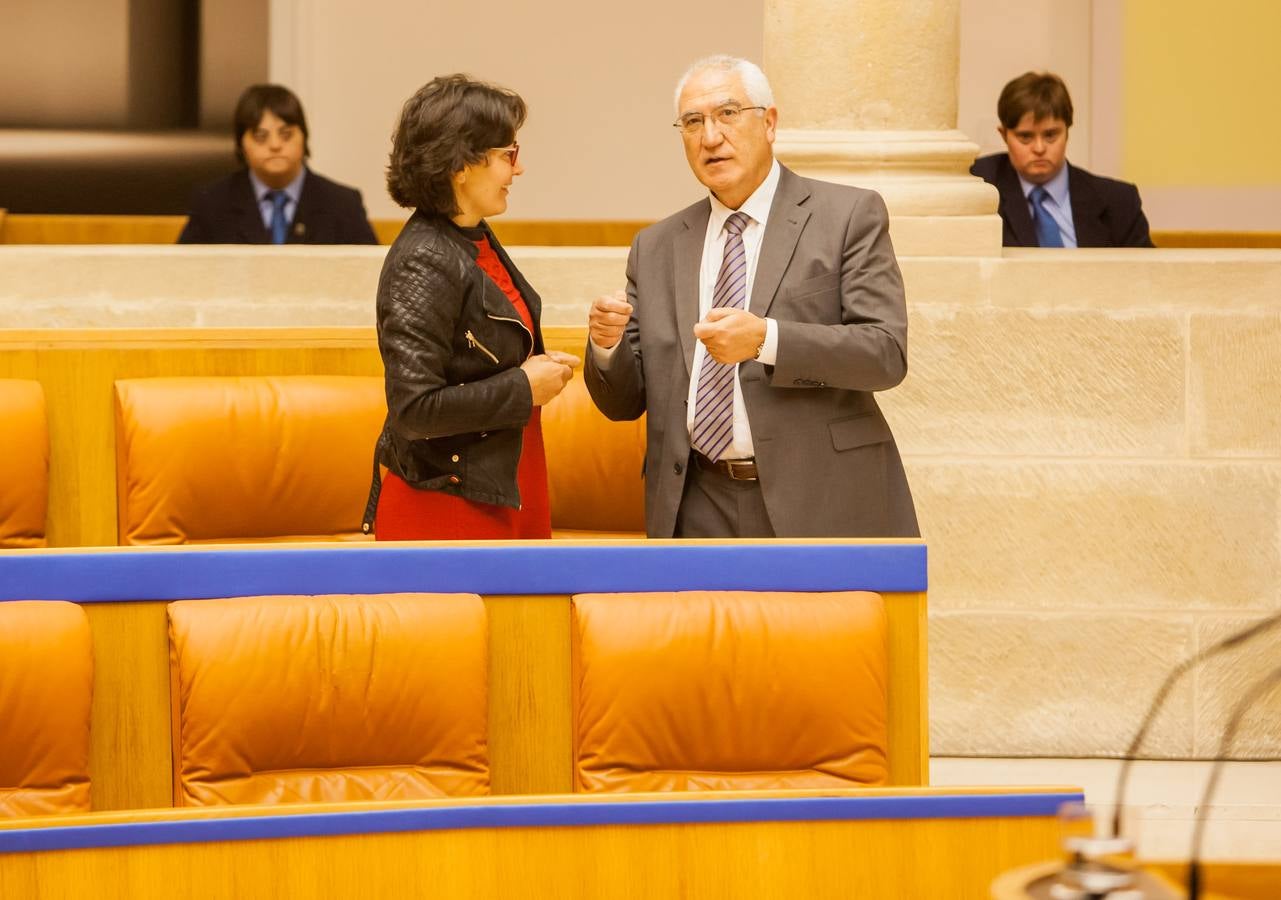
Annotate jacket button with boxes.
[674,462,683,475]
[448,475,461,485]
[451,454,460,463]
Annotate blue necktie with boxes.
[691,211,750,462]
[1030,186,1063,248]
[267,190,290,244]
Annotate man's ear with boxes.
[997,125,1008,141]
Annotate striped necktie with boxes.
[690,211,750,462]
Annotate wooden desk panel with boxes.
[0,788,1079,899]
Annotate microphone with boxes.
[1185,661,1281,900]
[1109,610,1281,838]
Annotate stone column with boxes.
[764,0,1000,256]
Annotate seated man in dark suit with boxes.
[178,84,377,245]
[971,72,1154,248]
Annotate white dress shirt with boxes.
[590,159,782,460]
[1018,163,1077,248]
[249,168,306,232]
[682,158,782,460]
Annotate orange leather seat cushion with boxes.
[0,601,92,816]
[0,379,49,549]
[114,375,384,545]
[542,374,645,537]
[167,593,488,806]
[571,590,889,792]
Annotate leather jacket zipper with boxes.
[486,313,534,361]
[464,329,500,364]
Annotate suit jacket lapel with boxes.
[230,170,270,244]
[287,174,313,243]
[674,201,709,377]
[995,158,1038,247]
[1067,164,1107,247]
[750,166,810,318]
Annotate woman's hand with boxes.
[520,351,581,406]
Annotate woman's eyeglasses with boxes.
[492,143,519,166]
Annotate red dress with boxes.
[375,234,551,540]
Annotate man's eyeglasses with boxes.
[492,143,519,165]
[673,105,766,135]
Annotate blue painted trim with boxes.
[0,543,926,602]
[0,791,1079,855]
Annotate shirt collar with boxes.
[1018,161,1070,207]
[708,158,781,231]
[249,167,307,205]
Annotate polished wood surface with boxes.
[1151,231,1281,249]
[485,594,573,795]
[1152,862,1281,899]
[992,859,1279,899]
[0,215,650,247]
[82,603,171,811]
[0,787,1071,899]
[887,590,930,784]
[6,214,1281,249]
[0,214,186,244]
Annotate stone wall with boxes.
[2,244,1278,760]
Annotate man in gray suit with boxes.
[584,55,918,539]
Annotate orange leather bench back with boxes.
[0,601,92,815]
[542,375,646,537]
[571,590,889,792]
[0,379,49,548]
[113,376,384,544]
[167,593,489,806]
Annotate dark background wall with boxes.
[0,0,266,213]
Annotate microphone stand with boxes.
[1185,661,1281,900]
[1033,612,1281,898]
[1109,611,1281,838]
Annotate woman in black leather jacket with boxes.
[365,74,579,540]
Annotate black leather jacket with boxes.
[363,212,543,531]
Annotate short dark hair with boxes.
[233,84,310,165]
[997,72,1074,130]
[386,74,527,215]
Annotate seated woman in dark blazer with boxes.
[178,84,377,245]
[364,74,579,540]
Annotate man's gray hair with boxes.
[673,55,775,115]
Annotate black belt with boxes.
[691,451,758,481]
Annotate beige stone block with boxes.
[930,611,1195,757]
[507,248,626,329]
[1147,253,1281,311]
[0,246,383,311]
[987,252,1163,309]
[985,250,1281,312]
[908,461,1281,612]
[1193,616,1281,759]
[883,307,1184,456]
[886,214,1003,257]
[899,258,987,305]
[1190,314,1281,458]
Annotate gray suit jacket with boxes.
[585,165,919,538]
